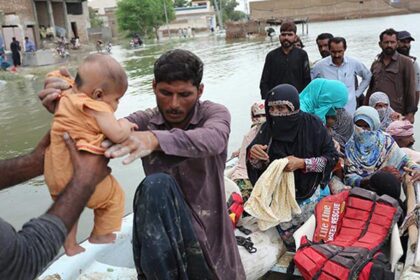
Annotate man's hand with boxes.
[64,133,110,187]
[285,156,305,172]
[230,149,240,159]
[38,68,73,113]
[103,131,160,165]
[404,167,420,183]
[249,144,269,161]
[47,133,110,231]
[405,113,415,124]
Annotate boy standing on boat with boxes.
[259,21,311,99]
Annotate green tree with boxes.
[211,0,246,25]
[88,7,104,28]
[174,0,189,7]
[116,0,175,40]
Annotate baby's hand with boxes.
[118,118,138,132]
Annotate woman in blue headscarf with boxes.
[300,78,348,124]
[344,106,420,188]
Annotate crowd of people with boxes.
[1,19,420,280]
[228,21,420,252]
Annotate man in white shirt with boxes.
[312,37,372,114]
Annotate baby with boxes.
[44,54,136,256]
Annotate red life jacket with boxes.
[227,192,244,227]
[294,187,401,280]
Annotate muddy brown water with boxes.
[1,13,419,244]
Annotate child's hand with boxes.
[118,118,138,132]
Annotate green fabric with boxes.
[234,179,253,204]
[300,78,348,123]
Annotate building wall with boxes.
[104,7,117,37]
[88,0,117,15]
[249,0,417,21]
[0,0,38,50]
[35,1,49,27]
[0,0,36,24]
[51,2,65,28]
[67,1,89,42]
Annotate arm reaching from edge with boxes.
[0,132,49,190]
[0,133,110,279]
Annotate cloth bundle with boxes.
[244,158,301,231]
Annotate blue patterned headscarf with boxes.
[300,78,348,124]
[345,106,404,172]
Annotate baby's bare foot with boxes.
[64,244,85,256]
[89,233,116,244]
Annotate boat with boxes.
[39,177,283,280]
[39,165,420,279]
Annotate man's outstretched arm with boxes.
[0,133,49,190]
[0,134,110,280]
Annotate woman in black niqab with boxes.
[247,84,338,200]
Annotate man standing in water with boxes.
[397,30,420,105]
[259,21,311,99]
[40,49,245,279]
[366,28,417,123]
[10,37,21,68]
[312,37,371,114]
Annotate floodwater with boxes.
[1,13,420,242]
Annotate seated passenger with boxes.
[387,120,420,163]
[344,106,419,188]
[230,101,266,202]
[300,78,348,124]
[300,78,349,149]
[326,108,353,149]
[247,84,338,248]
[368,91,401,131]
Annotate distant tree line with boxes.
[116,0,247,40]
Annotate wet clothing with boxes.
[260,46,311,99]
[300,78,348,123]
[0,214,67,280]
[247,84,339,200]
[10,40,21,66]
[126,101,245,279]
[133,173,212,280]
[366,52,417,115]
[45,91,125,236]
[345,106,419,187]
[311,55,372,114]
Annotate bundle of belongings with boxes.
[294,187,401,280]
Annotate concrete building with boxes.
[88,0,117,37]
[249,0,420,22]
[162,0,217,35]
[0,0,89,51]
